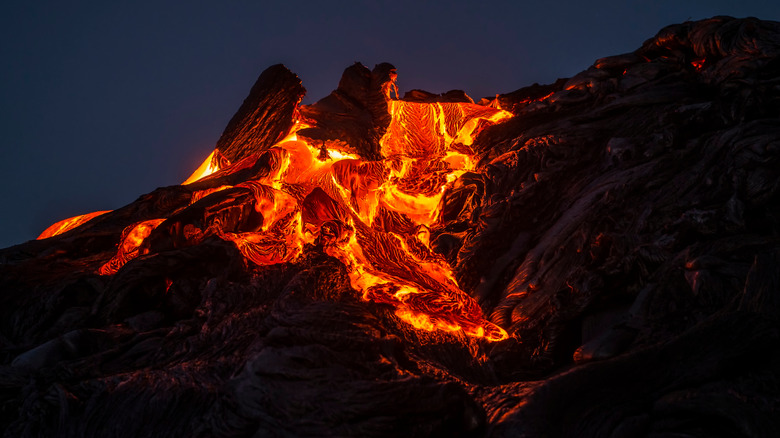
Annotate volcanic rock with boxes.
[2,16,780,438]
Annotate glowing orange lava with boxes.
[98,219,165,275]
[43,93,512,341]
[37,210,111,239]
[219,99,511,341]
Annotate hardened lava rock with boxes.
[2,16,780,438]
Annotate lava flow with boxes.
[37,210,111,240]
[38,76,512,342]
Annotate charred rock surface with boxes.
[298,62,397,160]
[2,16,780,438]
[215,64,305,163]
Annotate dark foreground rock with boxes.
[2,16,780,437]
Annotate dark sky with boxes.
[2,1,779,248]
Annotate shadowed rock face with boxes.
[215,64,306,163]
[2,16,780,437]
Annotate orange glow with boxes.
[183,150,221,184]
[376,101,512,229]
[220,209,303,266]
[691,58,706,71]
[98,97,512,341]
[515,91,556,106]
[98,219,165,275]
[37,210,111,240]
[191,185,233,204]
[301,100,510,341]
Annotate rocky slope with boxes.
[2,16,780,437]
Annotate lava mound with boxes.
[2,16,780,437]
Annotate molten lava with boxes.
[37,210,111,239]
[39,91,512,341]
[98,219,165,275]
[183,150,221,185]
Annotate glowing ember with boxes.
[37,210,111,239]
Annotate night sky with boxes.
[2,1,779,248]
